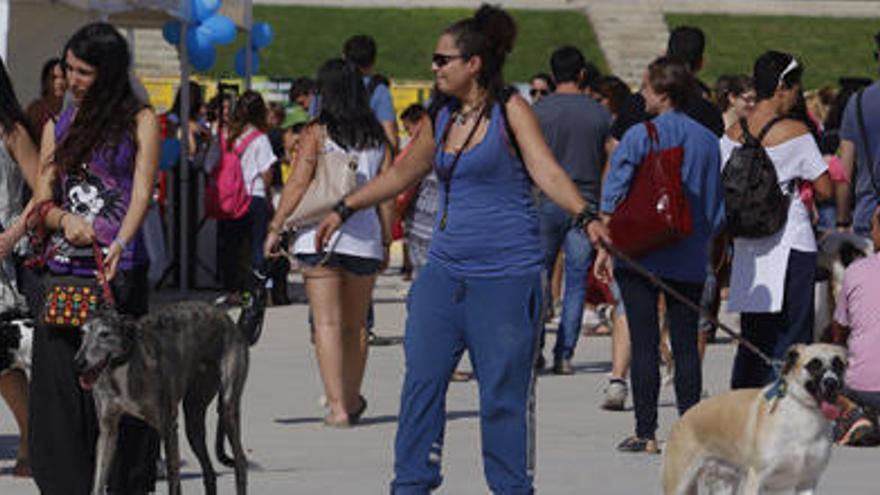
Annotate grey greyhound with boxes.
[75,301,249,495]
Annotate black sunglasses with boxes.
[530,88,549,97]
[432,53,466,68]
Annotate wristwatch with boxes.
[333,199,356,222]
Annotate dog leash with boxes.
[600,240,784,375]
[91,241,116,308]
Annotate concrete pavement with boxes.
[2,265,880,493]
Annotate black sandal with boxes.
[617,436,660,454]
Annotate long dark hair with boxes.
[170,81,204,123]
[316,58,386,150]
[0,56,37,143]
[226,90,267,150]
[54,22,145,173]
[445,4,517,101]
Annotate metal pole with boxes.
[245,0,253,89]
[179,21,191,292]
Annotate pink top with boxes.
[834,253,880,392]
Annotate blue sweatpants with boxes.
[391,262,543,495]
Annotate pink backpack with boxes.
[205,129,263,220]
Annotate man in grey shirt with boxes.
[534,45,611,374]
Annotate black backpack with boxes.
[722,117,790,238]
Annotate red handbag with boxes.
[608,121,692,258]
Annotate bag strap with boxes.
[856,90,880,196]
[740,116,784,145]
[644,120,659,152]
[233,129,264,156]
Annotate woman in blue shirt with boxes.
[595,56,725,454]
[315,6,605,494]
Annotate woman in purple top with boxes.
[29,23,160,495]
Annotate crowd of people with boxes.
[0,4,878,494]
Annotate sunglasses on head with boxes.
[530,88,549,97]
[432,53,466,68]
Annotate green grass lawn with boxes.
[666,14,879,89]
[208,6,606,82]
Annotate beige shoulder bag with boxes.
[283,127,359,230]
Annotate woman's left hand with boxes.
[102,242,122,281]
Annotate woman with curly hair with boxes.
[28,22,160,495]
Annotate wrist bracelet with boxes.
[112,238,127,251]
[333,199,356,222]
[836,220,852,228]
[573,203,599,229]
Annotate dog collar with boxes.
[765,378,787,401]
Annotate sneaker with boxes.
[835,405,880,446]
[602,378,628,411]
[552,357,574,375]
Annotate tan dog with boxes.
[662,343,847,495]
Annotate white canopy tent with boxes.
[0,0,254,290]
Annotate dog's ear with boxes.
[782,345,802,376]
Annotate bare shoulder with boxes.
[763,119,810,147]
[504,93,531,119]
[726,120,743,143]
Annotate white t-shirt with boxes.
[292,134,386,261]
[236,125,277,198]
[721,133,827,313]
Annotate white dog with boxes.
[662,343,847,495]
[0,316,33,375]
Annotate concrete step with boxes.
[586,2,669,86]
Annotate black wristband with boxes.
[333,199,356,222]
[573,203,599,229]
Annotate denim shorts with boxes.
[296,252,383,276]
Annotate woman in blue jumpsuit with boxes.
[314,6,608,494]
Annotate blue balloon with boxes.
[162,21,181,45]
[251,22,273,49]
[186,27,213,62]
[235,47,260,76]
[159,138,181,170]
[190,0,220,22]
[201,14,237,45]
[190,44,216,72]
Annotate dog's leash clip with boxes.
[765,377,788,413]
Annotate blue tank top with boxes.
[428,102,542,277]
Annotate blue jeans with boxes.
[538,201,594,360]
[391,262,541,495]
[615,268,703,440]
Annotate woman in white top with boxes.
[217,90,277,296]
[722,51,832,388]
[265,58,392,427]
